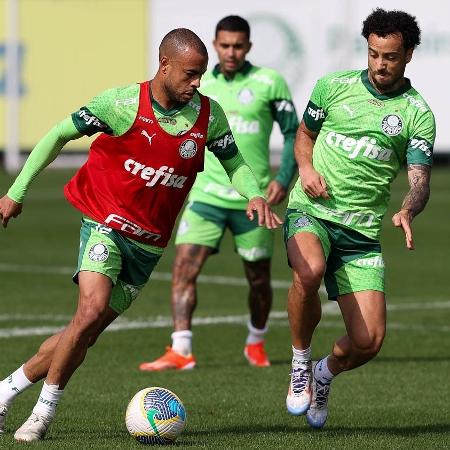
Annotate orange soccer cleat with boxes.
[139,347,196,372]
[244,341,271,367]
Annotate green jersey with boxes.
[189,62,299,209]
[72,83,238,160]
[288,69,436,239]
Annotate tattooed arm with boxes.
[402,164,432,216]
[392,164,431,250]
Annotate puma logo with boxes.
[342,104,355,117]
[141,130,156,145]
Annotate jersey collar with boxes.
[212,61,253,79]
[361,69,411,100]
[149,83,200,116]
[151,98,181,116]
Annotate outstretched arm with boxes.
[0,118,82,227]
[392,164,431,250]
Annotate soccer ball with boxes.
[125,387,186,445]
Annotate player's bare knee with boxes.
[370,332,385,356]
[73,302,106,335]
[248,271,271,292]
[352,332,385,360]
[173,255,201,286]
[87,333,100,348]
[291,267,323,298]
[36,340,53,360]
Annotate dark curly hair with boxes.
[362,8,421,50]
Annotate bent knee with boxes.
[353,332,385,359]
[249,279,271,293]
[291,265,324,296]
[73,303,106,333]
[247,271,271,291]
[172,256,203,285]
[88,334,100,348]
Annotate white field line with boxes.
[0,314,75,322]
[1,263,450,338]
[5,264,450,302]
[1,317,450,339]
[0,263,73,276]
[0,262,294,290]
[1,302,450,338]
[2,300,450,324]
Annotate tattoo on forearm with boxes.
[401,164,431,218]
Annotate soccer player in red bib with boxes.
[0,29,281,442]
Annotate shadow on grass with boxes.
[268,359,291,366]
[2,424,448,448]
[267,355,450,366]
[372,356,450,363]
[184,423,450,437]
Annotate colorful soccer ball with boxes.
[125,387,186,445]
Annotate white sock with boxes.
[171,330,193,356]
[246,320,268,345]
[314,356,335,384]
[292,345,311,366]
[0,365,34,407]
[32,382,64,419]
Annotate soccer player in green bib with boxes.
[140,16,298,371]
[285,9,436,428]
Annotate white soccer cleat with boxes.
[306,363,331,429]
[0,402,8,433]
[14,412,51,442]
[286,359,312,416]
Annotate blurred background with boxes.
[1,0,449,170]
[0,2,449,447]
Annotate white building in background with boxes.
[2,0,449,171]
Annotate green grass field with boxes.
[0,167,449,449]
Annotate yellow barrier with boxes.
[0,0,148,150]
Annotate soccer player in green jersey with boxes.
[0,29,281,442]
[284,9,435,428]
[140,16,298,371]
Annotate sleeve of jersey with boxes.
[205,98,238,160]
[303,76,329,132]
[7,118,82,203]
[269,73,299,189]
[406,111,436,166]
[71,87,121,136]
[220,152,264,200]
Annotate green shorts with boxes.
[175,201,274,261]
[74,219,162,314]
[284,209,385,300]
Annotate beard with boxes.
[164,82,195,105]
[370,70,403,93]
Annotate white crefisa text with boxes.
[124,160,187,188]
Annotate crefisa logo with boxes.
[179,139,197,159]
[381,114,403,136]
